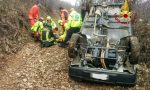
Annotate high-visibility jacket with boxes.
[67,11,82,30]
[58,23,69,41]
[51,20,57,29]
[28,4,39,20]
[29,4,40,26]
[40,28,54,42]
[44,20,56,30]
[58,20,63,26]
[31,21,43,33]
[59,30,67,41]
[60,9,68,25]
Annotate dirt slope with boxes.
[0,0,52,59]
[0,42,149,90]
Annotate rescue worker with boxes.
[44,16,58,38]
[28,2,41,26]
[59,7,68,26]
[44,16,57,32]
[59,7,69,35]
[58,20,63,26]
[57,19,64,36]
[40,28,56,48]
[57,23,68,42]
[31,17,44,41]
[59,8,82,47]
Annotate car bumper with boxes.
[69,66,136,85]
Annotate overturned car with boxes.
[68,1,140,85]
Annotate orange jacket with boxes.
[29,4,39,20]
[60,9,68,26]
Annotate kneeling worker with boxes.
[59,8,82,47]
[40,28,56,48]
[44,16,58,38]
[31,17,44,41]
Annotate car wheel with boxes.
[68,34,80,58]
[129,37,140,64]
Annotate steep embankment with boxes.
[0,0,59,74]
[0,0,53,62]
[0,0,31,58]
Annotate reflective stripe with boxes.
[40,29,54,42]
[31,21,43,32]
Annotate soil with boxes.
[0,42,149,90]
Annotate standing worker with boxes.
[28,2,41,26]
[59,8,82,47]
[59,7,69,35]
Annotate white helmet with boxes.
[47,16,52,20]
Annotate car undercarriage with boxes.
[68,1,140,85]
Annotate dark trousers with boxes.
[64,27,80,44]
[41,41,54,47]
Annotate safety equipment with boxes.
[58,20,63,26]
[64,23,70,30]
[31,21,43,33]
[47,16,52,21]
[28,4,40,26]
[57,23,69,42]
[67,10,82,29]
[58,31,67,42]
[40,28,54,42]
[44,18,57,31]
[51,21,57,29]
[40,28,55,47]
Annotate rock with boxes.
[16,73,20,76]
[39,60,42,63]
[27,82,32,88]
[23,78,27,82]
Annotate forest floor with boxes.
[0,42,149,90]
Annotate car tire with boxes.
[129,37,140,64]
[68,34,80,58]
